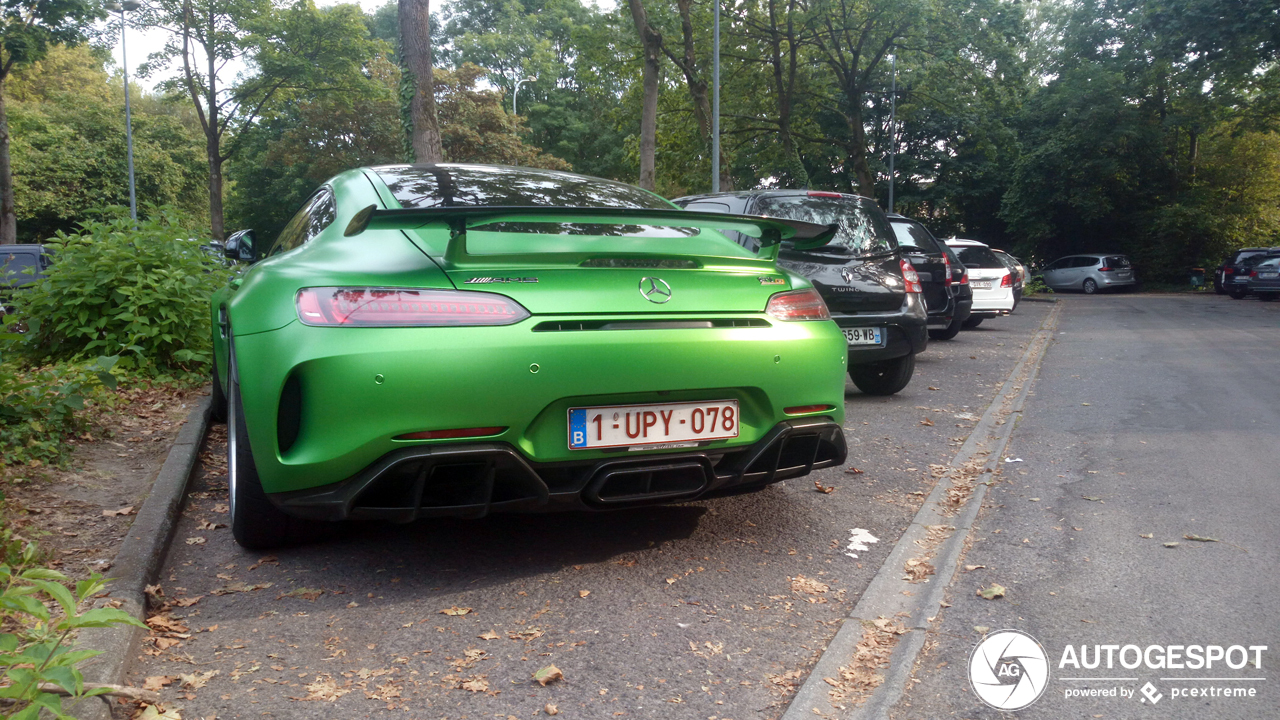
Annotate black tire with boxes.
[849,353,916,396]
[929,315,963,341]
[1082,278,1099,294]
[962,315,984,329]
[210,355,228,423]
[1228,288,1247,300]
[228,344,323,549]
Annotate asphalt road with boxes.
[125,303,1051,719]
[893,293,1280,719]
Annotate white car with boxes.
[946,238,1016,328]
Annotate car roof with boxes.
[945,238,989,248]
[0,245,47,253]
[674,189,878,205]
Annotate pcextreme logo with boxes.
[969,630,1051,710]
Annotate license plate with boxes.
[843,327,883,345]
[568,400,739,450]
[1261,272,1279,279]
[1235,276,1250,282]
[971,281,993,289]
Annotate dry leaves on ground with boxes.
[814,481,836,494]
[825,616,908,708]
[211,582,272,596]
[977,583,1007,600]
[903,558,935,582]
[278,587,323,601]
[297,675,351,702]
[534,665,564,686]
[103,506,135,517]
[478,630,501,641]
[765,669,803,696]
[440,606,472,616]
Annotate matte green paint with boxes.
[215,168,848,496]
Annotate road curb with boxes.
[75,395,212,720]
[782,303,1062,720]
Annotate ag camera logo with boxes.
[969,630,1050,710]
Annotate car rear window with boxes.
[953,246,1004,269]
[1232,250,1268,265]
[1104,256,1131,268]
[1,252,39,284]
[1241,253,1280,267]
[375,164,675,210]
[889,220,942,254]
[750,195,894,255]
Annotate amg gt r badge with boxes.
[758,277,786,285]
[464,277,539,284]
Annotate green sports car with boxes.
[212,164,849,548]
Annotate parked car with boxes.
[990,248,1026,308]
[1,244,53,314]
[673,190,927,395]
[1040,254,1135,293]
[213,164,850,548]
[1246,257,1280,300]
[887,213,967,340]
[938,241,974,336]
[945,239,1016,328]
[1215,247,1276,294]
[1225,249,1280,299]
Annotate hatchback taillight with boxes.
[1000,273,1013,288]
[900,259,923,293]
[1225,267,1235,274]
[960,269,969,285]
[943,253,953,287]
[765,288,831,321]
[1099,267,1112,272]
[1250,270,1259,278]
[296,287,531,327]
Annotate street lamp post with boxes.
[887,53,896,215]
[513,76,536,119]
[711,0,720,193]
[107,1,140,223]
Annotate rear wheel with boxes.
[849,353,916,396]
[210,356,228,423]
[929,315,963,341]
[1228,288,1248,300]
[1082,278,1099,294]
[228,343,323,549]
[962,315,984,329]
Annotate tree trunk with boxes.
[847,94,875,196]
[205,15,225,241]
[400,0,444,164]
[0,79,15,245]
[767,0,808,187]
[628,0,662,191]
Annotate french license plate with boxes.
[971,281,993,289]
[568,400,739,450]
[843,327,883,346]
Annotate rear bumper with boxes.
[269,418,847,521]
[832,294,928,364]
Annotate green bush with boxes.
[0,531,146,719]
[0,354,117,469]
[7,206,232,377]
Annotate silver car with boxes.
[1040,254,1136,294]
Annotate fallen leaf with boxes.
[279,587,323,601]
[439,606,472,616]
[460,677,489,692]
[478,630,501,641]
[137,706,183,720]
[1081,496,1102,502]
[1139,533,1153,539]
[103,506,135,517]
[1184,534,1219,543]
[534,665,564,686]
[1164,542,1180,548]
[919,418,935,426]
[974,625,990,635]
[211,582,272,596]
[180,670,219,689]
[578,590,590,598]
[300,675,350,702]
[977,583,1006,600]
[1081,402,1091,406]
[197,520,227,531]
[665,578,677,585]
[544,703,559,716]
[185,537,206,545]
[790,575,829,594]
[928,386,940,391]
[143,676,176,692]
[845,467,865,474]
[813,480,835,494]
[964,564,986,572]
[212,503,229,513]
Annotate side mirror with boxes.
[224,230,257,263]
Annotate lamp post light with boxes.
[106,1,141,223]
[512,76,536,118]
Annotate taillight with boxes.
[765,288,831,321]
[296,287,531,327]
[1250,270,1258,278]
[960,269,969,285]
[943,253,952,287]
[1099,267,1112,272]
[807,191,843,198]
[1225,267,1235,274]
[900,259,923,293]
[1000,273,1013,288]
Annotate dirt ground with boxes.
[3,385,207,581]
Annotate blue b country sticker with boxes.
[568,408,587,449]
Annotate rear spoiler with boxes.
[343,205,838,259]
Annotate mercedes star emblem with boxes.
[639,277,673,304]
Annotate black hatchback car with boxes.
[887,213,970,340]
[674,190,927,395]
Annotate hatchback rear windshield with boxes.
[1241,253,1280,267]
[889,220,942,254]
[376,164,675,210]
[1103,256,1131,268]
[953,246,1004,269]
[1232,250,1269,265]
[751,195,894,255]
